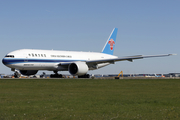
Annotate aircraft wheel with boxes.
[50,74,62,78]
[14,72,20,78]
[78,74,90,78]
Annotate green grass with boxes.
[0,79,180,120]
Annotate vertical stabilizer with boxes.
[102,28,118,55]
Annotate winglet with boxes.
[102,28,118,55]
[169,54,177,56]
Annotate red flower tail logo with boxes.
[108,39,115,50]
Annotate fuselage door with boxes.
[23,53,28,62]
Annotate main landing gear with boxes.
[50,71,90,78]
[78,74,90,78]
[50,71,62,78]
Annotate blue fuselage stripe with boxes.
[2,58,82,65]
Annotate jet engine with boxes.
[20,70,38,76]
[68,62,89,76]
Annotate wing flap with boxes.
[86,54,174,65]
[57,54,175,67]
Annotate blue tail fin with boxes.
[101,28,118,55]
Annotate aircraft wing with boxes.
[86,54,175,64]
[58,54,175,66]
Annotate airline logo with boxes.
[108,39,115,50]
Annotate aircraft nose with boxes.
[2,58,7,65]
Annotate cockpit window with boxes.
[5,55,14,58]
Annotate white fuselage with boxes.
[3,49,118,71]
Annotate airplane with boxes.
[154,73,165,77]
[2,28,175,78]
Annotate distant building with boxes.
[169,73,180,77]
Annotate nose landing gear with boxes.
[14,71,21,78]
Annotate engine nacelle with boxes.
[20,70,38,76]
[68,62,89,76]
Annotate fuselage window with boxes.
[38,54,40,57]
[29,54,31,56]
[41,54,43,57]
[32,54,34,57]
[35,54,37,57]
[44,54,46,57]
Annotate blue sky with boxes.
[0,0,179,75]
